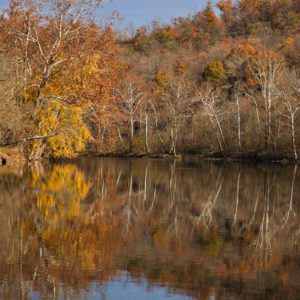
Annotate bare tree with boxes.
[247,50,285,151]
[137,100,154,154]
[161,72,195,155]
[286,72,300,160]
[197,85,226,152]
[115,78,145,151]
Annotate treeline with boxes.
[0,0,300,160]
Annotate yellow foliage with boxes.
[22,162,126,272]
[23,49,122,158]
[24,85,39,102]
[175,63,187,75]
[37,102,92,158]
[203,60,226,82]
[236,43,256,56]
[282,36,294,48]
[32,164,91,223]
[155,71,171,87]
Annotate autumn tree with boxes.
[0,0,121,158]
[5,0,105,105]
[217,0,239,36]
[131,26,149,52]
[194,1,221,36]
[203,60,226,83]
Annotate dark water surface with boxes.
[0,158,300,299]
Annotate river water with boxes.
[0,158,299,299]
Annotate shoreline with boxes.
[0,148,26,166]
[1,147,299,166]
[79,151,300,165]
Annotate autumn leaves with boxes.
[0,0,300,159]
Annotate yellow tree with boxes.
[1,0,120,158]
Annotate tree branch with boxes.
[0,134,57,147]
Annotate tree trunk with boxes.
[170,125,177,156]
[291,113,298,160]
[208,116,223,152]
[267,92,272,151]
[130,115,134,152]
[145,113,149,153]
[115,126,125,151]
[252,98,262,150]
[265,107,269,151]
[236,95,242,152]
[215,115,226,152]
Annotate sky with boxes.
[104,0,207,28]
[0,0,208,29]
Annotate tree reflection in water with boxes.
[0,158,299,299]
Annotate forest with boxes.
[0,0,300,161]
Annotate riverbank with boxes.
[80,151,300,164]
[0,147,26,166]
[1,147,299,166]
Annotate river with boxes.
[0,158,299,299]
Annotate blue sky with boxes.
[0,0,208,28]
[104,0,207,28]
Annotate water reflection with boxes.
[0,158,299,299]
